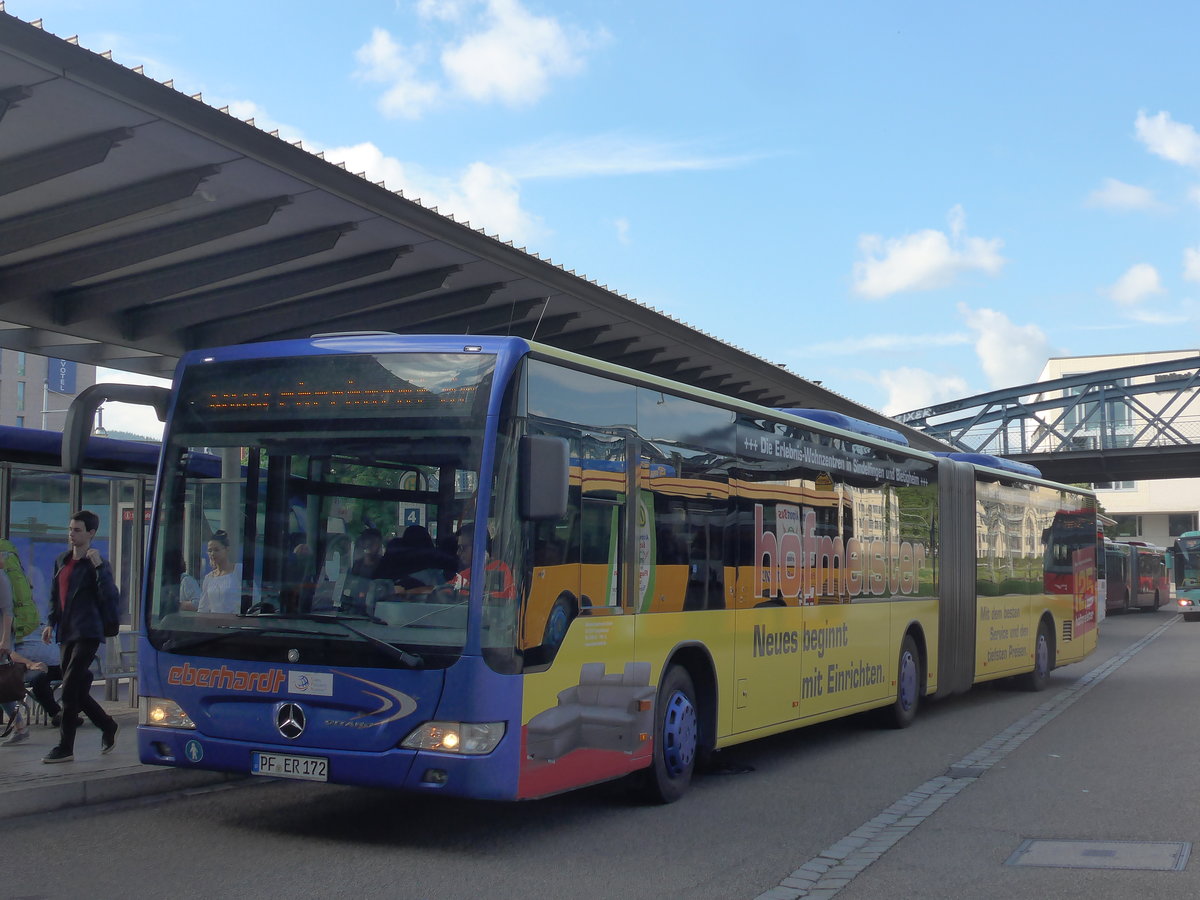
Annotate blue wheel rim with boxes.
[546,605,568,646]
[898,650,917,711]
[662,690,697,777]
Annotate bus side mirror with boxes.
[62,382,171,473]
[519,435,568,521]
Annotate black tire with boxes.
[882,634,921,729]
[1019,620,1054,691]
[1148,591,1161,612]
[639,666,699,803]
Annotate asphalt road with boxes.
[3,610,1193,900]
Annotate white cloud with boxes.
[1135,110,1200,168]
[1186,246,1200,283]
[355,27,441,119]
[613,217,631,245]
[95,368,172,440]
[357,0,605,118]
[1085,177,1160,210]
[1189,185,1200,206]
[504,134,760,179]
[323,142,544,243]
[958,303,1053,388]
[441,0,598,106]
[1107,263,1164,306]
[878,367,969,416]
[852,205,1006,299]
[799,331,970,357]
[417,0,471,22]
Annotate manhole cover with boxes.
[1006,839,1190,871]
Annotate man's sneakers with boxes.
[101,721,118,755]
[2,728,29,746]
[42,746,74,764]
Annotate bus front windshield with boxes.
[1176,535,1200,591]
[145,351,501,670]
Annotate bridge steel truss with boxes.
[894,356,1200,483]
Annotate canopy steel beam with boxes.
[584,337,640,361]
[420,298,544,334]
[0,127,132,196]
[0,165,220,255]
[506,311,579,340]
[0,196,291,305]
[55,220,352,323]
[250,281,502,344]
[552,325,615,351]
[35,342,159,363]
[0,85,31,124]
[186,265,467,348]
[123,245,411,339]
[615,349,666,370]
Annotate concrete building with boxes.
[1038,349,1200,549]
[0,350,97,432]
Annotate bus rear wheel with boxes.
[638,665,699,803]
[882,635,921,729]
[1019,620,1054,691]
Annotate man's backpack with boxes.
[0,539,37,640]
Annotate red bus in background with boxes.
[1104,540,1169,613]
[1042,509,1101,638]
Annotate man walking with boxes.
[41,510,120,764]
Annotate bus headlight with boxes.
[401,722,505,754]
[141,697,196,729]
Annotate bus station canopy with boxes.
[0,12,946,452]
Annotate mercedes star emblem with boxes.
[276,702,306,740]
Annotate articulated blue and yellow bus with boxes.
[71,334,1100,802]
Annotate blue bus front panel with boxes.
[139,654,527,800]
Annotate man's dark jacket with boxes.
[47,551,120,643]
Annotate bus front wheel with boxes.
[542,592,576,652]
[638,666,699,804]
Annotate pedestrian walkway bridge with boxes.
[894,355,1200,484]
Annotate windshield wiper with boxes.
[237,612,423,668]
[163,630,241,653]
[163,623,333,654]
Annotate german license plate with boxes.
[251,751,328,782]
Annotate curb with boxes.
[5,764,245,818]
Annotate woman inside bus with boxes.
[180,530,243,614]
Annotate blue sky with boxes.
[10,0,1200,435]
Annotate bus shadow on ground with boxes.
[223,673,1072,849]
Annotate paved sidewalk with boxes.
[0,687,240,818]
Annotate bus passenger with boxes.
[163,548,201,615]
[350,528,384,580]
[455,524,515,599]
[379,525,456,591]
[196,530,243,614]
